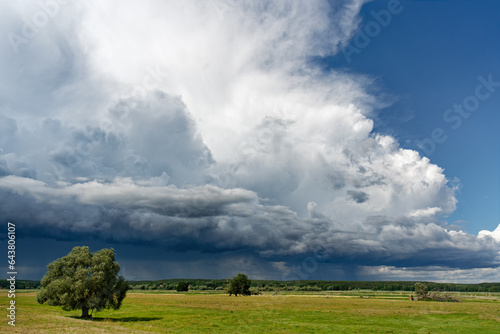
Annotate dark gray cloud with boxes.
[1,175,499,274]
[347,190,369,203]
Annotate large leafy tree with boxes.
[37,246,129,318]
[228,273,251,296]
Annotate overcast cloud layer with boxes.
[1,0,499,282]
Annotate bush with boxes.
[426,291,460,302]
[415,283,460,302]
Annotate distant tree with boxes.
[415,283,429,299]
[36,246,129,318]
[228,273,251,296]
[176,281,189,292]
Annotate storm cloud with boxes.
[0,0,498,281]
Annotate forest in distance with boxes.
[3,279,500,293]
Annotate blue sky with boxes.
[328,0,500,235]
[0,0,499,283]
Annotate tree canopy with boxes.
[176,281,189,292]
[228,273,251,296]
[36,246,129,318]
[415,282,429,299]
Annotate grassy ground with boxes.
[2,290,499,333]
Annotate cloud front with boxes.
[0,0,498,280]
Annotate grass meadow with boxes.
[2,290,499,333]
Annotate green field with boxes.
[2,290,500,333]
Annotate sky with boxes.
[0,0,499,283]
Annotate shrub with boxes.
[415,283,460,302]
[426,291,460,302]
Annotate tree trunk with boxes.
[81,306,91,318]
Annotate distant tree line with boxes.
[0,280,40,289]
[3,279,500,293]
[108,280,500,293]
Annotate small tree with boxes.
[176,281,189,292]
[228,273,251,296]
[415,283,429,299]
[37,246,129,318]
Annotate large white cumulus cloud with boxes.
[0,0,499,277]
